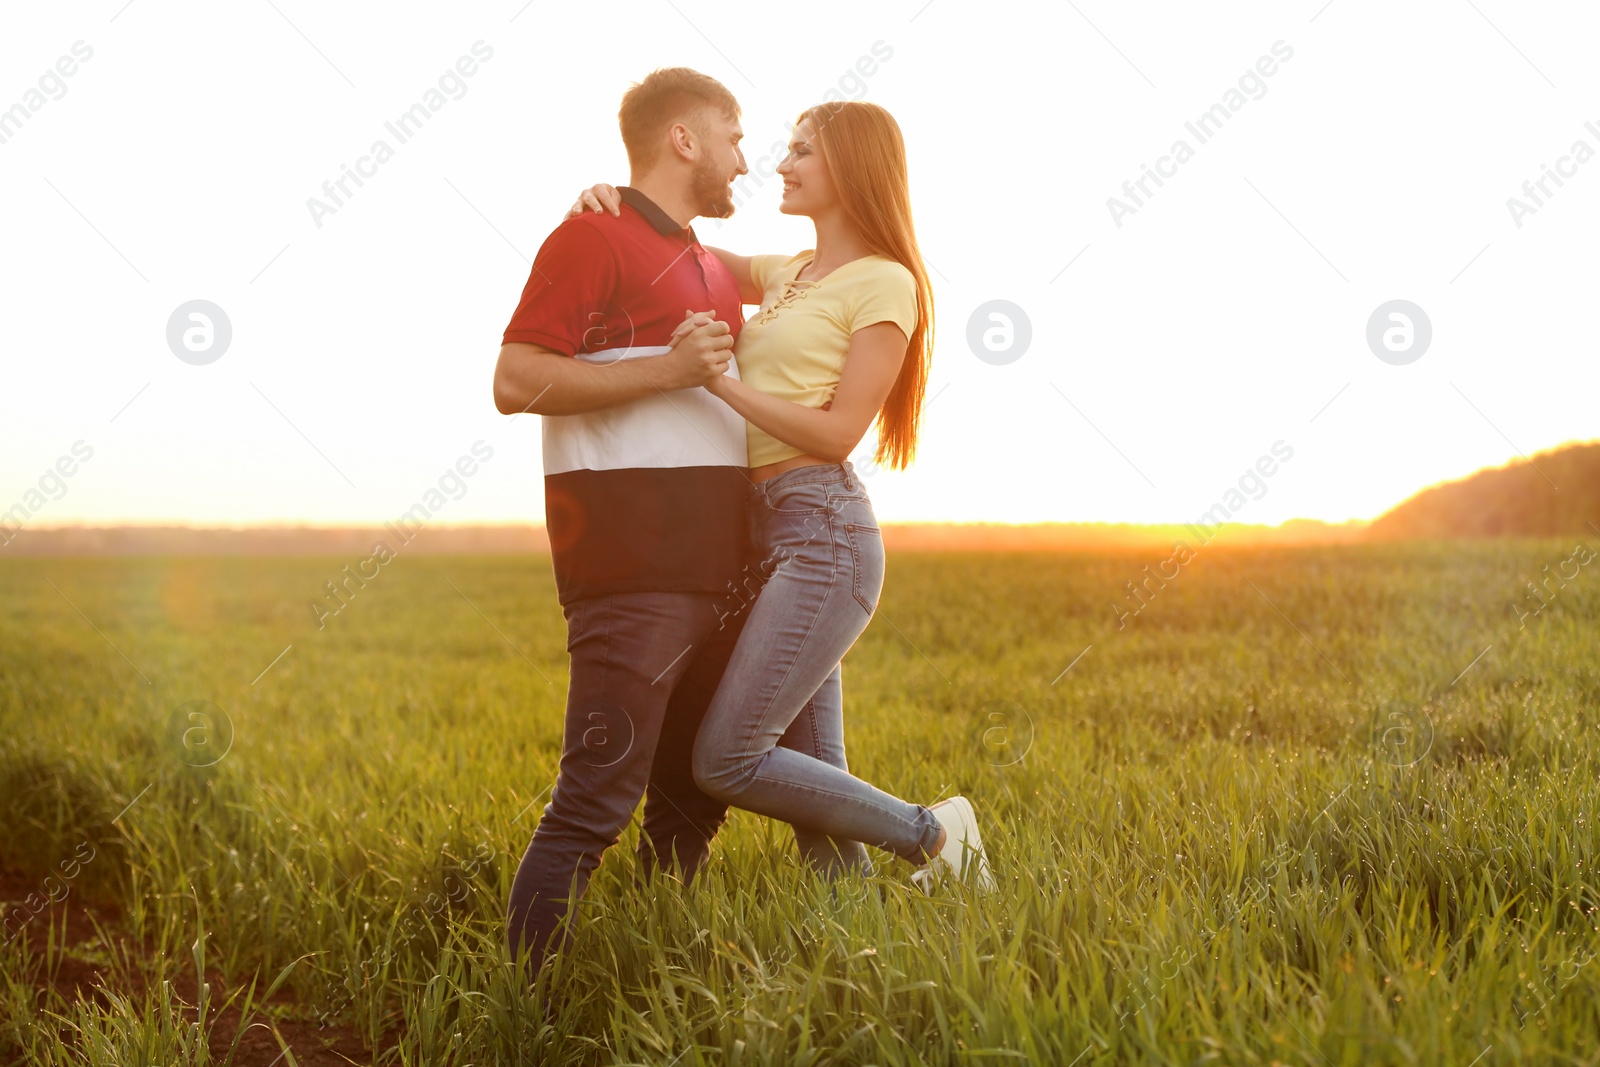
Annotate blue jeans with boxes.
[692,462,944,870]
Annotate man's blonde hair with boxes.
[618,67,740,173]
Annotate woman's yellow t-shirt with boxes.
[736,251,918,468]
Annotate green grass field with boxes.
[2,541,1598,1065]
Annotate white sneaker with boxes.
[910,796,995,893]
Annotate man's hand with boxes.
[565,183,623,221]
[669,309,716,347]
[658,311,733,389]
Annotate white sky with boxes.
[2,0,1596,529]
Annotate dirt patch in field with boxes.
[0,864,401,1066]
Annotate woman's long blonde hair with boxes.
[798,101,933,471]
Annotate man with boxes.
[492,67,752,970]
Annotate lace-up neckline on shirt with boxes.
[753,274,821,326]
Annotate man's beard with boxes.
[692,156,736,219]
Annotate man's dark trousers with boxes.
[505,588,748,967]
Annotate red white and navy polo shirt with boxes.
[502,186,749,604]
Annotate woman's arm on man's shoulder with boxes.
[705,247,763,305]
[562,185,766,304]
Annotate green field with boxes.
[2,542,1598,1065]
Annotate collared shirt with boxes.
[502,186,750,604]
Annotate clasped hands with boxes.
[668,311,832,410]
[665,310,734,395]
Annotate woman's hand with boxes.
[564,183,623,220]
[669,309,717,348]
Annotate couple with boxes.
[492,67,990,970]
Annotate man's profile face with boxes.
[689,111,747,219]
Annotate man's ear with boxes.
[666,121,698,163]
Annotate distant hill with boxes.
[1368,441,1600,540]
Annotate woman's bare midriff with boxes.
[750,454,834,482]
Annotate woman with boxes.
[569,101,991,891]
